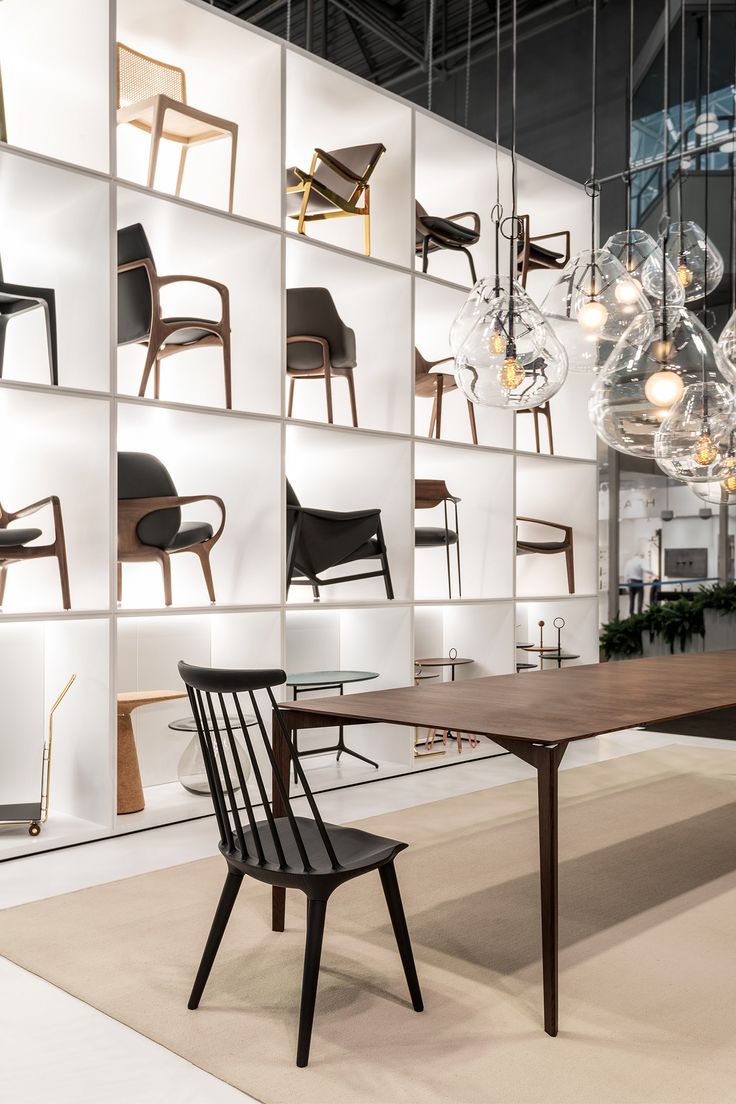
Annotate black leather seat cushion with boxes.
[162,319,216,345]
[0,527,42,547]
[415,527,458,548]
[517,540,567,552]
[518,241,564,263]
[167,521,214,551]
[419,216,478,243]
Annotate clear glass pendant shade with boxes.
[691,433,736,503]
[541,247,651,372]
[660,221,724,302]
[453,277,568,410]
[589,306,736,458]
[449,277,495,356]
[603,229,685,305]
[654,382,736,482]
[718,308,736,369]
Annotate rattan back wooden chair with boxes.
[116,43,238,212]
[286,143,385,255]
[0,496,71,609]
[415,348,478,445]
[178,660,422,1068]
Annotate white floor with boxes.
[1,728,732,1104]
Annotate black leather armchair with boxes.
[286,480,393,600]
[286,287,358,426]
[415,201,481,284]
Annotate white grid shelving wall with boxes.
[0,0,598,860]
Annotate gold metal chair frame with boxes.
[286,146,385,256]
[0,673,76,836]
[116,43,238,213]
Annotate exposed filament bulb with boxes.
[498,343,525,391]
[722,456,736,493]
[677,259,694,288]
[693,428,718,467]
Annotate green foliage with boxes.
[600,583,736,659]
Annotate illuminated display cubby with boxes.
[0,0,596,858]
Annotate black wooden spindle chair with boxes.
[178,661,423,1068]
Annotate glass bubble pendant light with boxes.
[589,304,736,458]
[691,432,736,504]
[660,220,724,302]
[719,309,736,369]
[454,276,568,409]
[604,228,685,305]
[654,380,736,481]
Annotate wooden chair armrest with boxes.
[516,516,572,537]
[156,274,229,324]
[119,495,226,544]
[118,257,157,278]
[287,334,330,373]
[7,495,59,521]
[447,211,481,235]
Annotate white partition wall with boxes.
[0,0,596,859]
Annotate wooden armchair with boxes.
[118,223,231,407]
[516,403,554,454]
[516,214,571,288]
[116,43,238,212]
[415,348,478,445]
[0,496,71,609]
[118,452,225,607]
[516,516,575,594]
[287,287,358,426]
[286,143,385,255]
[415,202,481,284]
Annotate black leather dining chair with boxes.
[117,223,232,407]
[178,661,423,1067]
[0,254,58,385]
[118,451,225,607]
[287,287,358,426]
[415,201,480,284]
[286,479,393,600]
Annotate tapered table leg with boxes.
[537,743,564,1036]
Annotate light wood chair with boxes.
[116,43,238,212]
[286,143,385,255]
[415,348,478,445]
[0,496,71,609]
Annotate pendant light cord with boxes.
[464,0,473,130]
[492,0,502,288]
[427,0,436,113]
[731,34,736,317]
[507,0,518,343]
[678,0,686,230]
[702,0,712,327]
[660,0,671,336]
[586,0,599,258]
[624,0,634,235]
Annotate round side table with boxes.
[285,670,380,781]
[168,711,257,794]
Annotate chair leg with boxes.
[377,520,394,600]
[0,565,7,607]
[138,341,159,399]
[546,405,555,455]
[39,294,58,386]
[324,374,334,425]
[466,400,478,445]
[422,237,429,274]
[0,316,7,378]
[117,562,123,605]
[565,542,575,594]
[158,552,173,607]
[434,377,443,439]
[428,394,437,439]
[297,897,328,1068]
[55,546,71,611]
[346,372,358,428]
[153,355,161,401]
[222,332,232,410]
[146,100,165,191]
[533,409,541,454]
[379,862,423,1013]
[194,545,217,604]
[175,144,188,198]
[228,127,238,214]
[287,378,295,418]
[462,247,477,285]
[188,867,244,1010]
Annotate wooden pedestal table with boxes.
[117,691,186,814]
[271,651,736,1036]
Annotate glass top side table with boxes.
[285,669,380,781]
[168,710,256,795]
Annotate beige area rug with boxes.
[2,746,736,1104]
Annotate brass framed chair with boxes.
[118,223,232,407]
[116,42,238,212]
[415,202,481,284]
[287,287,358,426]
[415,348,478,445]
[516,403,554,454]
[0,254,58,386]
[414,479,461,599]
[0,496,71,609]
[516,516,575,594]
[516,214,570,288]
[118,452,225,608]
[286,143,385,255]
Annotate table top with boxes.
[278,652,736,746]
[117,690,186,713]
[286,670,379,688]
[415,656,474,667]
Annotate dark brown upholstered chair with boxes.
[286,480,393,600]
[118,223,231,407]
[287,288,358,426]
[414,479,461,599]
[516,516,574,594]
[415,348,477,445]
[415,202,480,284]
[516,214,571,288]
[516,403,554,454]
[286,143,385,255]
[0,254,58,385]
[116,43,238,212]
[118,452,225,607]
[0,496,71,609]
[178,660,422,1068]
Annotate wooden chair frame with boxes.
[0,496,71,609]
[415,350,477,445]
[116,43,238,212]
[415,479,462,599]
[286,334,358,427]
[415,205,481,284]
[0,283,58,386]
[118,493,226,607]
[118,257,231,408]
[516,214,571,288]
[516,402,554,454]
[287,146,385,256]
[516,516,575,594]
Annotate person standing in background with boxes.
[623,551,654,615]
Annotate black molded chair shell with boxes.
[118,451,181,548]
[118,223,155,345]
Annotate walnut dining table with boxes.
[271,650,736,1036]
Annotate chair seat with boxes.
[287,342,357,373]
[518,241,564,264]
[167,521,213,551]
[285,169,338,215]
[234,815,406,877]
[162,319,218,346]
[517,540,567,553]
[417,216,479,246]
[118,98,234,142]
[0,527,42,547]
[0,295,42,317]
[338,537,382,564]
[415,527,459,548]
